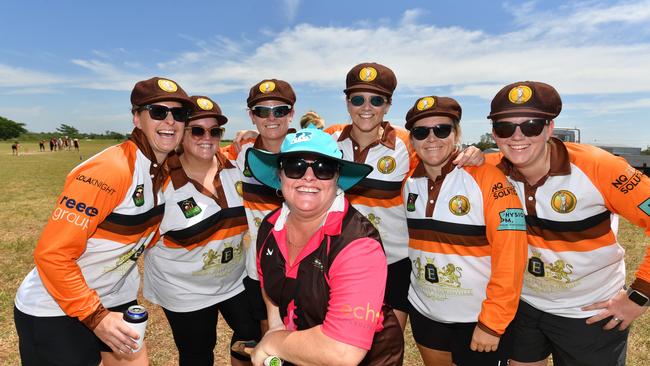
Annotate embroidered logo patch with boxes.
[177,197,202,219]
[508,85,532,104]
[417,97,435,111]
[377,156,396,174]
[550,190,577,214]
[497,208,526,231]
[235,181,243,197]
[157,79,178,93]
[259,81,276,93]
[449,195,470,216]
[407,193,418,212]
[359,67,378,82]
[196,97,213,111]
[132,184,145,207]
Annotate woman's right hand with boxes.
[233,129,260,152]
[93,311,139,353]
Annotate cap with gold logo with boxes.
[188,95,228,125]
[130,77,192,109]
[344,62,397,99]
[247,79,296,108]
[405,95,462,130]
[488,81,562,121]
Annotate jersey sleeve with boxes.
[476,166,528,335]
[34,147,132,324]
[321,238,387,350]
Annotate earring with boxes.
[275,188,283,198]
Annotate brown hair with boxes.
[299,111,325,129]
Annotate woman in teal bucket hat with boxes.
[246,127,405,365]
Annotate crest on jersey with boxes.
[157,79,178,93]
[259,81,276,93]
[177,197,202,219]
[377,156,396,174]
[366,213,381,229]
[132,184,145,207]
[243,164,253,177]
[417,97,435,111]
[359,67,378,82]
[550,190,577,214]
[235,181,243,197]
[407,193,418,212]
[449,195,470,216]
[196,97,213,111]
[508,85,533,104]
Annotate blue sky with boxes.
[1,0,650,147]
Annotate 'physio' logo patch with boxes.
[639,198,650,217]
[497,208,526,231]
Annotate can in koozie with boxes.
[264,356,283,366]
[123,305,148,352]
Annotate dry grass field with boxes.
[0,140,648,365]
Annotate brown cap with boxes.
[405,96,462,130]
[488,81,562,120]
[188,96,228,125]
[247,79,296,108]
[344,62,397,98]
[130,77,192,108]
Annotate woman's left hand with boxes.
[470,325,500,352]
[453,145,484,167]
[583,288,647,330]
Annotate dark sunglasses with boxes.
[185,126,223,139]
[279,157,339,180]
[349,95,387,107]
[411,124,453,140]
[492,119,549,138]
[251,105,292,118]
[136,104,190,122]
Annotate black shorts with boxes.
[244,275,268,321]
[163,291,261,364]
[511,300,628,366]
[409,303,513,366]
[384,257,411,313]
[14,301,137,366]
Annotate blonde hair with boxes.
[299,111,325,129]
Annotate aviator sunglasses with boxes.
[492,119,549,138]
[279,156,339,180]
[185,126,224,139]
[136,104,191,122]
[411,124,453,140]
[348,95,387,108]
[251,105,292,118]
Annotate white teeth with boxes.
[510,144,529,151]
[266,124,279,129]
[359,114,374,118]
[198,143,212,148]
[158,130,175,136]
[297,187,319,193]
[424,146,443,151]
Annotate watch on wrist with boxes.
[627,287,650,307]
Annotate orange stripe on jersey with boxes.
[347,194,403,208]
[410,238,492,257]
[163,224,247,250]
[528,232,617,252]
[94,225,159,244]
[245,201,281,212]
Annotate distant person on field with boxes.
[299,110,325,130]
[12,141,19,156]
[39,140,45,152]
[14,76,193,366]
[73,138,80,152]
[49,138,55,151]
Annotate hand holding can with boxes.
[264,356,283,366]
[123,305,148,352]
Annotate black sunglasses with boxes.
[136,104,190,122]
[185,126,223,139]
[349,95,387,107]
[279,157,339,180]
[492,119,549,138]
[251,105,292,118]
[411,124,453,140]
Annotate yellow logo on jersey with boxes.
[359,67,378,82]
[196,97,213,111]
[377,156,396,174]
[259,81,276,93]
[550,190,577,213]
[235,181,243,197]
[157,79,178,93]
[508,85,532,104]
[449,195,470,216]
[417,97,435,111]
[366,213,381,229]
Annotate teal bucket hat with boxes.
[246,127,373,191]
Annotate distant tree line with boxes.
[0,115,127,141]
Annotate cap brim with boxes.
[247,95,295,108]
[344,85,393,98]
[246,149,373,192]
[405,111,461,130]
[188,112,228,125]
[138,96,194,109]
[487,108,558,120]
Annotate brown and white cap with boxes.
[188,95,228,125]
[344,62,397,98]
[247,79,296,108]
[130,77,192,108]
[405,96,462,130]
[488,81,562,120]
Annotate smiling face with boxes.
[492,116,554,172]
[182,117,221,161]
[133,101,185,163]
[410,116,458,171]
[249,99,294,144]
[346,92,391,135]
[280,155,339,220]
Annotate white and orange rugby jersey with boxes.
[326,122,417,264]
[486,138,650,318]
[15,129,165,327]
[144,152,248,312]
[222,138,283,281]
[405,159,527,336]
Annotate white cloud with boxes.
[0,64,65,88]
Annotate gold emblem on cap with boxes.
[550,190,577,214]
[449,195,470,216]
[157,79,178,93]
[377,156,396,174]
[359,67,378,82]
[259,81,276,93]
[196,98,213,111]
[417,97,436,111]
[508,85,533,104]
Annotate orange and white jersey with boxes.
[405,161,527,335]
[486,138,650,318]
[222,138,283,280]
[326,122,416,264]
[143,153,248,312]
[15,132,165,322]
